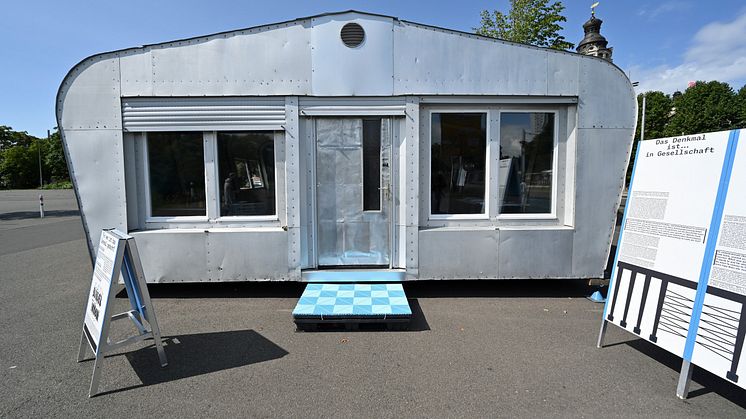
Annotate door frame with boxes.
[310,116,397,269]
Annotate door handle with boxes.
[379,184,390,199]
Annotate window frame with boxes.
[496,109,560,220]
[361,118,384,214]
[142,132,209,224]
[427,109,491,221]
[138,130,282,228]
[213,130,281,222]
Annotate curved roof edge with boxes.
[57,9,631,109]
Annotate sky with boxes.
[2,0,746,138]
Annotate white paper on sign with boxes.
[83,231,119,349]
[605,131,731,358]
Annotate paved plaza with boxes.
[1,189,744,417]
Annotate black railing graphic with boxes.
[607,261,746,383]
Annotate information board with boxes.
[83,231,120,350]
[599,129,746,397]
[78,229,167,397]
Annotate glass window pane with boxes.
[147,132,206,217]
[431,113,487,215]
[218,132,275,216]
[499,112,555,214]
[363,119,381,211]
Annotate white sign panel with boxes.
[691,136,746,389]
[605,131,729,355]
[602,129,746,394]
[83,230,119,349]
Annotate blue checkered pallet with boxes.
[293,283,411,330]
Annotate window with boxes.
[146,132,206,217]
[499,112,555,214]
[362,119,381,211]
[217,132,276,216]
[430,112,487,216]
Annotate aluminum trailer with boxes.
[57,10,636,283]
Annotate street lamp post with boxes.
[37,131,47,189]
[640,94,647,141]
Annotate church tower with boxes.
[576,7,613,62]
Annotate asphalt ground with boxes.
[0,189,744,417]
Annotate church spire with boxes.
[577,3,613,62]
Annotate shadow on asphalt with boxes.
[620,338,746,408]
[0,209,80,220]
[96,330,287,396]
[122,279,600,301]
[407,299,430,331]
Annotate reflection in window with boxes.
[218,132,275,216]
[499,113,555,214]
[363,119,381,211]
[431,113,487,215]
[147,132,206,217]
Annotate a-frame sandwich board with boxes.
[77,229,167,397]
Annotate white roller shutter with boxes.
[122,97,286,132]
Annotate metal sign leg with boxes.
[597,319,609,348]
[149,312,168,367]
[676,360,693,399]
[127,238,168,367]
[88,354,104,397]
[77,330,89,362]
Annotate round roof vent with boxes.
[340,23,365,48]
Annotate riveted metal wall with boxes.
[148,23,312,97]
[572,128,634,277]
[285,97,301,280]
[419,228,499,279]
[310,12,394,96]
[121,97,286,132]
[499,227,574,278]
[404,97,420,278]
[58,11,636,282]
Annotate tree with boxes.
[475,0,574,50]
[44,130,68,182]
[0,126,69,189]
[0,142,37,189]
[737,84,746,128]
[0,125,34,150]
[636,91,673,140]
[664,81,740,137]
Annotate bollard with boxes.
[39,194,44,218]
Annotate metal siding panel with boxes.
[59,57,121,130]
[311,14,394,96]
[130,231,208,283]
[578,59,636,129]
[547,53,579,96]
[151,23,311,96]
[120,51,153,96]
[65,130,127,252]
[404,97,420,277]
[419,229,499,279]
[572,128,632,277]
[393,23,548,95]
[207,230,290,281]
[285,97,301,279]
[121,97,286,132]
[498,228,574,278]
